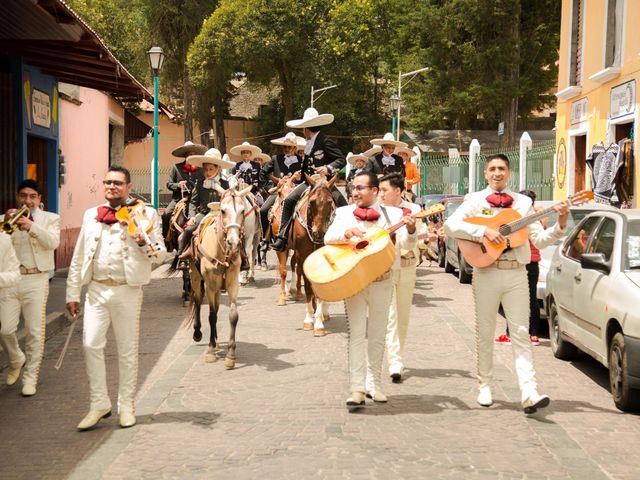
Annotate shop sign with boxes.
[570,98,588,125]
[556,138,566,189]
[32,89,51,129]
[610,80,635,119]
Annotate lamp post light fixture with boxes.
[147,46,165,210]
[395,66,429,141]
[310,84,337,108]
[389,93,400,138]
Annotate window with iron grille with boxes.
[605,0,624,68]
[569,0,584,86]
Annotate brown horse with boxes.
[292,174,337,336]
[186,184,252,368]
[268,175,302,306]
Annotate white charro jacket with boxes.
[444,187,565,266]
[0,232,20,289]
[66,204,167,303]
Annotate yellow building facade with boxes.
[555,0,639,205]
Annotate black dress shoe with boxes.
[390,373,402,384]
[271,237,287,252]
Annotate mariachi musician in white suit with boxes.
[0,179,60,396]
[324,171,417,409]
[0,232,20,298]
[444,154,568,414]
[66,166,166,431]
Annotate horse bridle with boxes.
[306,187,336,245]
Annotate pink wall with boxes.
[57,87,114,266]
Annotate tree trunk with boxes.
[277,61,294,122]
[213,94,227,154]
[501,0,521,149]
[182,62,194,142]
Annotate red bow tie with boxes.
[96,206,118,225]
[401,207,412,216]
[183,164,197,174]
[353,207,381,222]
[486,192,513,208]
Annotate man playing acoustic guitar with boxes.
[444,154,569,414]
[324,171,417,409]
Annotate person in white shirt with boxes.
[0,233,20,290]
[324,171,417,409]
[379,173,432,383]
[66,166,166,431]
[444,154,568,414]
[0,180,60,396]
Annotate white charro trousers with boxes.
[345,277,393,393]
[83,282,143,413]
[386,264,418,375]
[0,273,49,386]
[472,266,537,402]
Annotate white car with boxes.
[537,203,619,317]
[546,209,640,411]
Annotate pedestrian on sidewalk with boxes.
[444,154,568,414]
[66,166,167,431]
[324,171,417,409]
[0,179,60,397]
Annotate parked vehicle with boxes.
[430,197,463,267]
[440,198,474,283]
[546,209,640,411]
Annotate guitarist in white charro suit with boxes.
[444,154,568,414]
[324,171,416,409]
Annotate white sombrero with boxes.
[370,132,408,149]
[363,146,382,158]
[229,141,262,161]
[172,140,208,158]
[187,148,235,170]
[347,152,369,166]
[395,146,418,158]
[256,153,271,163]
[286,107,334,129]
[271,132,299,147]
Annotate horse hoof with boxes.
[224,358,235,369]
[277,297,286,306]
[214,345,222,353]
[182,300,190,308]
[314,328,327,337]
[260,265,268,271]
[323,314,331,322]
[295,293,304,301]
[205,353,217,363]
[303,322,314,331]
[193,331,202,342]
[247,276,255,283]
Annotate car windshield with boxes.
[446,201,462,217]
[626,221,640,269]
[424,197,445,208]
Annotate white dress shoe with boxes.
[21,384,36,396]
[119,411,136,428]
[522,393,550,414]
[477,386,493,407]
[366,391,388,403]
[6,359,25,386]
[346,391,366,409]
[77,409,112,431]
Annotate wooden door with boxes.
[26,135,48,208]
[574,135,586,193]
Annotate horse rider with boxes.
[368,133,408,178]
[66,165,167,430]
[378,172,431,384]
[162,141,207,240]
[254,152,272,207]
[177,148,234,269]
[324,171,416,408]
[230,141,262,195]
[0,179,60,397]
[271,107,348,252]
[444,154,569,414]
[396,146,421,201]
[259,132,304,242]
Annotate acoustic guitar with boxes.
[456,190,593,268]
[304,204,445,301]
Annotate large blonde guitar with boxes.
[457,190,593,268]
[304,204,445,301]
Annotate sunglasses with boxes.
[103,180,126,187]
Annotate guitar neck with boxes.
[505,203,564,234]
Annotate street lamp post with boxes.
[311,84,337,107]
[389,93,400,138]
[147,46,165,210]
[395,67,429,141]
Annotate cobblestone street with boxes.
[1,260,638,479]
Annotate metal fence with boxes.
[128,166,173,207]
[418,139,555,200]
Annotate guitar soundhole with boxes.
[499,225,510,236]
[355,240,369,250]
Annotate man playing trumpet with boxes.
[0,179,60,396]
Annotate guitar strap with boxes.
[379,206,397,244]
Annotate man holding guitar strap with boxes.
[379,173,429,384]
[66,166,166,431]
[444,154,569,414]
[324,171,417,409]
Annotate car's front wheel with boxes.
[548,301,577,360]
[609,333,640,412]
[437,244,445,267]
[444,253,455,273]
[458,255,472,284]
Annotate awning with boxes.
[0,0,172,117]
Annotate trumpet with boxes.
[2,205,29,234]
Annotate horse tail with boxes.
[165,255,181,277]
[181,297,196,330]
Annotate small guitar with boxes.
[456,190,593,268]
[304,204,444,301]
[115,199,160,258]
